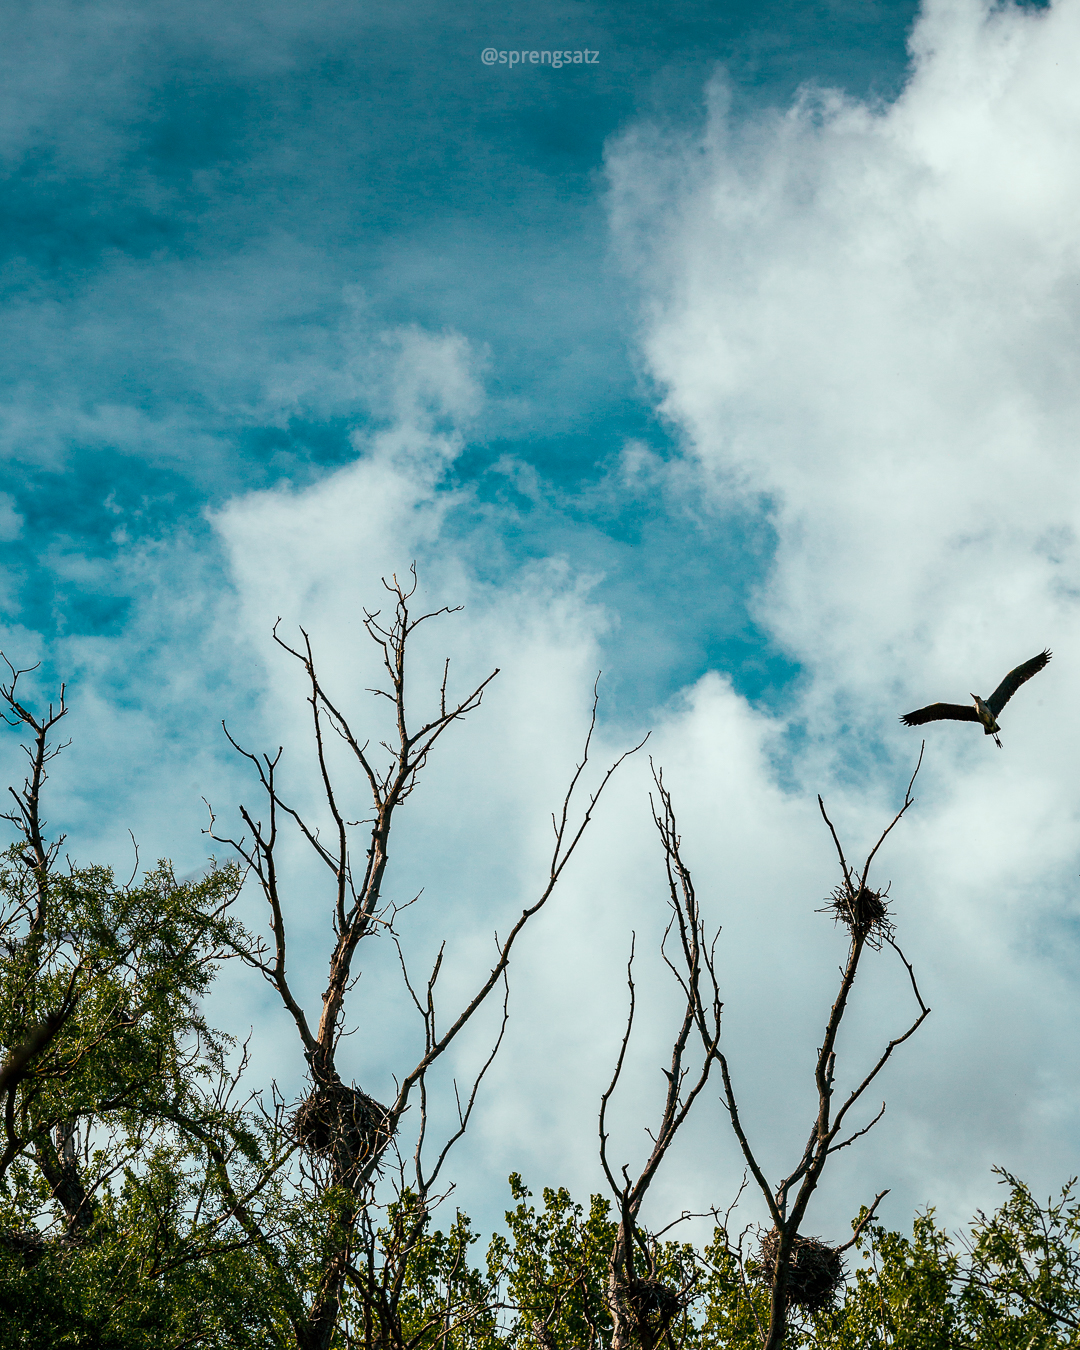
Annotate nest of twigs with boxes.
[825,883,893,947]
[292,1080,391,1169]
[531,1319,557,1350]
[0,1227,47,1269]
[613,1278,684,1335]
[757,1229,845,1313]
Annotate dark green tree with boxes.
[0,660,289,1347]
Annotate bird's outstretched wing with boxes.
[900,703,980,727]
[986,649,1052,717]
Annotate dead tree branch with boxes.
[600,762,723,1350]
[714,754,929,1350]
[208,571,642,1350]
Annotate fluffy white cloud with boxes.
[202,285,1070,1249]
[605,0,1080,1234]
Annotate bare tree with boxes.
[598,764,723,1350]
[208,569,643,1350]
[0,659,68,929]
[716,750,931,1350]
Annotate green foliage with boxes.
[958,1169,1080,1348]
[372,1197,501,1350]
[487,1175,702,1350]
[696,1231,769,1350]
[0,1146,286,1348]
[808,1211,961,1350]
[0,851,248,1169]
[490,1174,616,1350]
[0,850,294,1347]
[800,1177,1080,1350]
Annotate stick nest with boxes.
[293,1081,391,1169]
[757,1229,846,1312]
[613,1278,683,1335]
[0,1227,83,1269]
[0,1227,47,1269]
[825,883,893,948]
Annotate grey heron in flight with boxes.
[900,649,1051,748]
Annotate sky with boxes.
[3,0,1080,1252]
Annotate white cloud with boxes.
[0,493,23,541]
[200,288,1063,1250]
[605,0,1080,1234]
[196,36,1080,1233]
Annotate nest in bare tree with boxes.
[757,1229,845,1313]
[292,1081,391,1168]
[613,1278,683,1336]
[825,883,893,948]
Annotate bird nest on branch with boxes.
[0,1226,84,1269]
[0,1227,47,1269]
[824,883,893,948]
[613,1278,684,1336]
[756,1229,846,1313]
[292,1081,392,1171]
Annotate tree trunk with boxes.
[35,1119,93,1235]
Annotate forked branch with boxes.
[714,756,929,1350]
[600,764,723,1350]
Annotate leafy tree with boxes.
[808,1210,961,1350]
[959,1169,1080,1348]
[491,1175,616,1350]
[367,1199,501,1350]
[0,663,290,1346]
[695,1230,767,1350]
[797,1173,1080,1350]
[485,1176,703,1350]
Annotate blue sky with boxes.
[5,0,1080,1248]
[0,0,926,711]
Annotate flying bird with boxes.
[900,649,1051,748]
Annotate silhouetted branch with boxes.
[716,755,929,1350]
[601,764,723,1350]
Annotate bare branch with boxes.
[418,968,511,1196]
[718,1051,782,1230]
[827,1102,886,1156]
[858,742,924,893]
[835,1189,890,1254]
[599,768,727,1350]
[715,757,931,1350]
[210,574,640,1349]
[599,936,638,1198]
[817,796,853,893]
